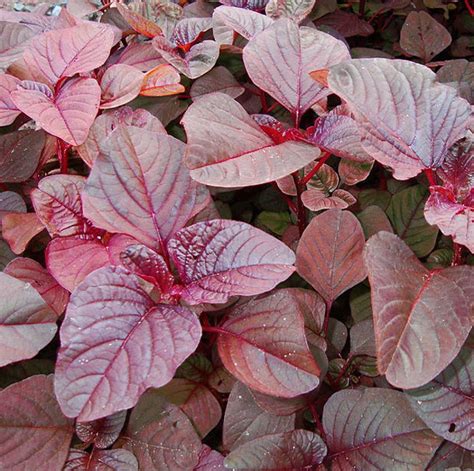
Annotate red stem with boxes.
[424,168,436,186]
[322,300,332,337]
[301,152,330,187]
[452,243,463,266]
[56,139,69,174]
[293,172,307,237]
[202,325,228,335]
[359,0,366,16]
[464,0,474,15]
[309,403,326,441]
[259,90,269,113]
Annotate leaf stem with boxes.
[359,0,366,16]
[293,172,307,237]
[56,139,69,174]
[202,325,228,336]
[309,403,326,441]
[322,300,332,337]
[464,0,474,16]
[424,168,436,186]
[300,151,330,187]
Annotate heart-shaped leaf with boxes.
[364,231,473,389]
[55,266,202,421]
[296,209,367,305]
[168,219,296,305]
[99,64,144,109]
[0,375,74,471]
[182,93,318,187]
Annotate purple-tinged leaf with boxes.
[4,257,69,316]
[224,430,327,469]
[350,318,376,357]
[223,381,295,451]
[0,240,15,269]
[357,205,393,239]
[0,73,20,125]
[140,64,184,97]
[99,64,144,109]
[64,448,138,471]
[428,441,473,470]
[194,445,225,471]
[46,234,136,292]
[31,175,88,237]
[265,0,315,23]
[0,129,45,183]
[77,106,166,167]
[11,78,101,146]
[23,23,115,85]
[436,59,474,104]
[157,378,222,438]
[296,209,367,304]
[315,10,374,37]
[220,0,269,9]
[190,66,244,100]
[323,388,441,469]
[407,342,473,450]
[0,272,57,366]
[2,212,44,254]
[243,18,349,121]
[0,22,35,68]
[121,390,201,470]
[0,375,74,471]
[326,59,471,179]
[364,232,473,389]
[168,219,296,304]
[55,266,202,421]
[76,411,127,449]
[400,11,451,63]
[83,126,209,247]
[0,190,25,215]
[171,17,212,47]
[182,93,318,187]
[338,158,374,185]
[250,388,313,417]
[116,3,163,38]
[153,36,219,79]
[215,290,321,397]
[301,188,356,212]
[116,42,164,72]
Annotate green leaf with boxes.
[350,284,372,323]
[358,189,391,210]
[386,185,438,257]
[256,211,291,235]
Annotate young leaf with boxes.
[11,78,101,146]
[140,64,184,97]
[314,10,374,37]
[23,23,115,85]
[265,0,316,24]
[243,18,349,122]
[76,410,127,449]
[339,158,374,186]
[301,188,356,212]
[182,93,318,187]
[0,375,74,471]
[326,59,471,179]
[1,212,44,254]
[214,290,321,397]
[0,73,20,125]
[323,388,441,469]
[364,232,473,389]
[224,430,327,469]
[168,219,296,304]
[99,64,144,109]
[116,3,163,38]
[55,266,202,421]
[296,209,367,305]
[406,342,473,450]
[83,126,209,248]
[64,448,138,471]
[0,272,57,366]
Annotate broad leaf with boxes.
[168,219,296,304]
[215,290,321,397]
[358,205,393,239]
[296,209,367,305]
[140,64,184,96]
[224,430,327,469]
[364,232,473,388]
[182,93,318,187]
[64,448,138,470]
[0,375,74,471]
[76,411,127,449]
[436,59,474,104]
[99,64,144,109]
[83,126,209,247]
[116,3,163,38]
[323,388,441,469]
[191,66,244,101]
[265,0,316,23]
[339,158,374,185]
[0,272,57,366]
[55,266,202,421]
[243,18,349,122]
[0,22,35,68]
[11,78,101,146]
[1,212,44,254]
[0,73,20,125]
[314,10,374,37]
[194,446,225,471]
[301,188,356,212]
[428,441,473,470]
[326,59,471,179]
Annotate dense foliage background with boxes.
[0,0,472,469]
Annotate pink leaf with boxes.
[190,66,244,100]
[301,188,356,212]
[194,445,225,471]
[323,388,441,469]
[116,42,164,72]
[265,0,316,23]
[326,59,471,179]
[338,158,374,185]
[215,290,321,397]
[219,0,269,10]
[76,106,166,167]
[99,64,144,109]
[171,17,212,47]
[76,410,127,449]
[23,23,115,85]
[0,272,57,366]
[55,266,202,421]
[296,209,367,304]
[168,219,296,304]
[0,22,35,68]
[182,93,318,187]
[64,448,138,471]
[11,78,101,146]
[140,64,184,97]
[2,212,44,254]
[364,231,473,388]
[0,73,20,125]
[0,375,74,471]
[4,257,69,316]
[116,3,163,38]
[83,126,209,247]
[243,18,349,121]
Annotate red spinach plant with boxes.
[0,0,472,469]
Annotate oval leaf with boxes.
[100,64,144,109]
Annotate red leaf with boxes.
[99,64,144,109]
[194,445,225,471]
[0,73,20,125]
[323,388,441,469]
[215,290,321,397]
[64,448,138,471]
[116,3,163,38]
[190,66,244,100]
[182,93,318,187]
[0,375,74,471]
[296,209,367,304]
[4,257,69,316]
[2,212,44,254]
[76,410,127,449]
[0,22,35,68]
[315,10,374,37]
[55,266,202,421]
[364,232,473,388]
[140,64,184,97]
[83,126,209,247]
[168,219,296,304]
[11,78,101,146]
